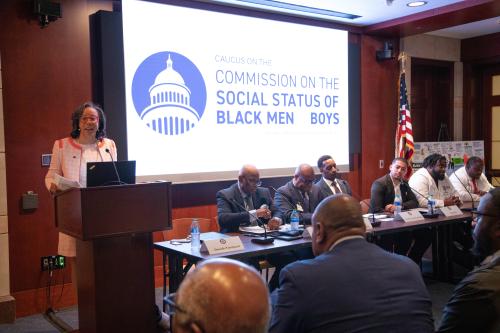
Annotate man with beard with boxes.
[409,153,462,208]
[438,188,500,332]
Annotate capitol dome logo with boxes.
[132,52,206,135]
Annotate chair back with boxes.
[360,199,371,214]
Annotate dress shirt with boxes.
[449,166,494,202]
[324,178,343,194]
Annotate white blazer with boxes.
[449,166,494,202]
[408,167,459,208]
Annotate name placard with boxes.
[440,205,463,217]
[200,236,244,254]
[398,210,425,223]
[302,226,313,239]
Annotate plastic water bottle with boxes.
[427,195,435,215]
[290,210,300,231]
[394,193,402,216]
[190,218,200,250]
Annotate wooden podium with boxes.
[55,182,172,333]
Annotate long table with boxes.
[154,209,473,309]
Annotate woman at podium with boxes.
[44,101,116,269]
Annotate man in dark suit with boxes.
[274,164,321,225]
[438,187,500,333]
[269,194,434,333]
[217,164,289,291]
[316,155,352,200]
[370,157,432,264]
[217,164,281,233]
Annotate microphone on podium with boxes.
[230,199,274,245]
[105,148,122,185]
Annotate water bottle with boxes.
[190,218,200,250]
[394,193,402,216]
[290,210,300,231]
[427,195,435,215]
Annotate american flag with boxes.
[396,72,414,178]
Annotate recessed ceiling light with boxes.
[407,1,428,7]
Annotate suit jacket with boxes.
[438,255,500,333]
[274,180,321,225]
[216,183,278,233]
[269,238,434,333]
[316,177,352,200]
[370,174,419,213]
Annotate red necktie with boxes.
[471,179,479,194]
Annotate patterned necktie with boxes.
[244,195,254,211]
[332,180,341,194]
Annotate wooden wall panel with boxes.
[359,35,400,197]
[0,1,399,316]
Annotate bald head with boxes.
[293,163,315,192]
[311,194,366,256]
[473,188,500,258]
[238,164,261,194]
[173,258,270,333]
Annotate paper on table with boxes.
[239,226,266,234]
[54,174,81,191]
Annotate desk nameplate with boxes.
[440,205,463,217]
[398,210,425,223]
[200,236,244,254]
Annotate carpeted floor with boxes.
[0,261,466,333]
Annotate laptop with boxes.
[86,160,136,187]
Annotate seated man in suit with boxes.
[316,154,352,199]
[172,258,270,333]
[269,194,434,333]
[217,164,290,291]
[438,187,500,332]
[449,156,494,203]
[370,158,431,264]
[217,164,281,233]
[274,163,321,225]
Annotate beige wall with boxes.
[400,34,463,140]
[0,51,10,297]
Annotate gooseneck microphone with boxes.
[105,148,122,185]
[348,191,379,227]
[400,179,439,218]
[230,198,274,244]
[452,170,476,212]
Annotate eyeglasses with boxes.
[246,178,262,186]
[166,293,205,333]
[298,176,314,185]
[80,116,98,122]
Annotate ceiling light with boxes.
[407,1,427,7]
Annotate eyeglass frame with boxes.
[166,293,205,333]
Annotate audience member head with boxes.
[311,194,366,256]
[465,156,484,180]
[172,258,270,333]
[389,158,408,181]
[317,155,338,181]
[238,164,261,195]
[422,153,447,180]
[473,188,500,259]
[293,164,315,193]
[70,101,107,140]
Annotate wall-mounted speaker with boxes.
[376,41,395,61]
[34,0,62,28]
